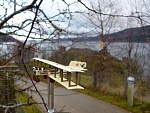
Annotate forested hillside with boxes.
[0,32,16,42]
[56,25,150,43]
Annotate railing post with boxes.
[127,76,135,107]
[48,78,55,113]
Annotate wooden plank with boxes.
[76,72,78,86]
[54,67,56,78]
[33,58,85,89]
[33,58,84,73]
[48,73,84,89]
[66,66,87,71]
[60,69,63,82]
[68,72,71,87]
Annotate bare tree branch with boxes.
[0,0,37,29]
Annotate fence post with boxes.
[48,78,55,113]
[127,76,135,107]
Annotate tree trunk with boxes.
[93,70,97,89]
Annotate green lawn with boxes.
[16,107,26,113]
[76,88,150,113]
[16,92,43,113]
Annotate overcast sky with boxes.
[0,0,149,40]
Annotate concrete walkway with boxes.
[17,77,129,113]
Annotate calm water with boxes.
[1,41,149,62]
[0,41,150,60]
[1,41,150,75]
[37,41,150,60]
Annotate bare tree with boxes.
[75,0,122,89]
[0,0,73,112]
[75,0,150,100]
[1,0,150,112]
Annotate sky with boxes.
[0,0,149,40]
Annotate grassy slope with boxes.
[75,88,150,113]
[17,92,42,113]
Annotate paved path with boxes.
[17,77,129,113]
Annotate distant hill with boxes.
[105,25,150,43]
[56,25,150,43]
[0,32,16,42]
[89,25,150,42]
[1,25,149,43]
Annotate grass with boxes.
[75,88,150,113]
[17,107,26,113]
[17,92,43,113]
